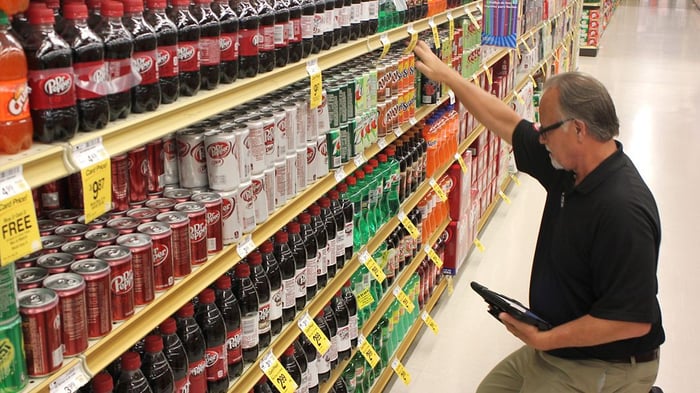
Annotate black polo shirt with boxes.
[512,119,665,360]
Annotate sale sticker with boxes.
[298,311,331,355]
[71,138,111,223]
[359,250,386,283]
[356,287,375,310]
[0,167,41,265]
[358,334,380,369]
[424,245,443,269]
[391,358,411,385]
[393,286,415,313]
[260,351,298,393]
[421,311,439,334]
[307,59,323,109]
[429,178,448,202]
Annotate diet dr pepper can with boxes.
[94,245,135,321]
[204,127,240,191]
[176,129,209,188]
[174,201,208,265]
[43,273,89,357]
[191,193,224,254]
[18,288,63,377]
[71,259,112,339]
[156,212,192,278]
[116,234,155,306]
[137,222,175,291]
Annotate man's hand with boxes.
[413,40,457,84]
[499,312,553,351]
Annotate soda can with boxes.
[326,129,341,170]
[106,217,141,235]
[61,240,98,261]
[245,116,267,175]
[292,92,308,146]
[285,153,297,199]
[0,316,28,391]
[263,168,276,215]
[14,253,41,271]
[162,133,179,186]
[137,222,174,291]
[317,134,329,179]
[126,207,160,223]
[173,202,208,265]
[0,264,18,322]
[233,123,252,183]
[176,129,209,188]
[66,173,84,210]
[127,145,149,204]
[368,68,378,109]
[260,112,276,168]
[116,234,155,306]
[111,154,130,212]
[163,188,193,203]
[70,259,112,339]
[85,228,120,247]
[350,117,362,157]
[327,86,340,129]
[204,128,240,191]
[48,209,81,225]
[296,148,308,191]
[38,180,65,212]
[156,212,191,278]
[78,214,110,230]
[377,65,388,102]
[40,235,67,254]
[145,197,177,213]
[342,74,355,120]
[18,288,63,377]
[16,266,49,291]
[217,189,240,245]
[305,142,318,186]
[94,245,134,321]
[37,219,58,237]
[236,182,256,234]
[43,273,89,357]
[338,123,351,163]
[251,173,268,224]
[191,193,224,254]
[146,139,165,194]
[271,107,287,160]
[274,161,287,208]
[283,103,298,152]
[37,253,75,275]
[54,223,88,242]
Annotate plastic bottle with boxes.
[211,0,239,84]
[298,334,319,393]
[24,4,78,143]
[308,204,328,290]
[358,0,369,37]
[213,275,243,380]
[195,289,229,393]
[115,352,154,393]
[354,170,370,247]
[260,240,283,336]
[11,6,32,42]
[231,262,260,364]
[0,0,28,16]
[322,303,338,370]
[367,0,378,34]
[158,318,190,393]
[292,339,309,393]
[92,372,114,393]
[336,183,354,262]
[287,0,303,63]
[311,0,324,54]
[344,177,362,253]
[333,378,349,393]
[327,190,346,270]
[246,252,272,349]
[318,197,337,279]
[144,0,179,104]
[322,0,334,50]
[313,309,332,384]
[175,302,208,393]
[349,0,360,40]
[271,347,302,393]
[255,376,274,393]
[300,0,315,57]
[340,0,351,42]
[141,335,175,393]
[0,10,32,154]
[297,213,318,299]
[332,291,351,362]
[190,0,221,90]
[122,0,161,113]
[271,0,289,68]
[341,280,358,348]
[86,0,103,30]
[233,0,259,78]
[256,0,276,73]
[333,0,343,44]
[274,230,297,324]
[170,0,201,96]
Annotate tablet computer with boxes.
[470,281,552,331]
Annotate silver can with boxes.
[274,161,287,208]
[237,181,256,234]
[246,116,267,174]
[292,92,308,146]
[272,108,287,160]
[263,168,276,216]
[317,134,329,179]
[306,94,319,141]
[316,88,330,136]
[175,129,208,188]
[218,189,240,245]
[261,113,276,168]
[204,128,240,191]
[283,103,298,152]
[295,148,307,191]
[285,153,297,201]
[234,123,252,183]
[251,173,268,224]
[306,141,318,186]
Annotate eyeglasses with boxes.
[538,118,575,137]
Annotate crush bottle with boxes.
[286,222,308,310]
[298,213,318,299]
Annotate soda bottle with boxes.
[158,318,190,393]
[274,230,297,324]
[86,0,103,30]
[246,252,272,348]
[285,222,308,311]
[300,0,314,57]
[332,291,351,362]
[175,302,208,393]
[141,335,175,393]
[322,303,338,369]
[11,6,31,42]
[287,0,303,63]
[318,197,337,279]
[292,339,309,393]
[271,0,289,68]
[358,0,369,37]
[144,0,179,104]
[255,376,273,393]
[190,0,221,90]
[0,0,28,16]
[297,213,318,299]
[213,275,244,380]
[211,0,239,84]
[24,4,78,143]
[336,182,354,263]
[322,0,334,50]
[44,0,64,34]
[255,0,275,73]
[308,204,328,290]
[278,346,302,393]
[195,289,229,393]
[367,0,377,35]
[231,262,260,364]
[327,190,345,270]
[341,280,358,348]
[311,0,323,54]
[233,0,259,79]
[171,0,201,96]
[92,372,114,393]
[349,0,360,40]
[333,378,349,393]
[122,0,161,113]
[115,352,154,393]
[298,334,319,393]
[339,0,350,42]
[332,0,342,44]
[313,309,332,383]
[260,240,283,336]
[0,11,32,154]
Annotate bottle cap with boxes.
[285,223,299,235]
[159,317,177,334]
[62,3,89,19]
[86,0,102,10]
[193,0,212,3]
[146,0,167,9]
[328,190,339,200]
[122,0,144,12]
[92,372,114,393]
[234,262,250,277]
[101,0,124,17]
[369,159,378,168]
[318,197,330,208]
[284,346,295,357]
[309,204,321,216]
[144,335,164,352]
[378,154,387,163]
[215,275,232,290]
[247,251,262,266]
[355,170,365,181]
[176,302,195,317]
[28,6,55,25]
[171,0,191,6]
[121,351,141,370]
[198,288,215,304]
[297,213,311,225]
[363,165,373,175]
[337,182,349,192]
[317,309,325,317]
[275,230,289,243]
[260,240,273,254]
[344,280,351,288]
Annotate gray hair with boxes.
[543,72,620,141]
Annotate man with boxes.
[412,40,665,392]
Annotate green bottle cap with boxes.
[0,11,8,25]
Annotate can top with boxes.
[145,198,177,210]
[137,222,172,236]
[156,211,189,225]
[18,288,58,309]
[78,214,110,226]
[16,266,49,284]
[174,201,206,214]
[37,252,76,269]
[233,123,249,133]
[93,245,132,262]
[48,209,82,222]
[163,188,193,200]
[41,235,67,249]
[191,192,222,204]
[71,259,110,276]
[44,272,86,292]
[126,207,160,220]
[85,227,120,242]
[107,217,141,230]
[176,128,206,139]
[117,233,152,248]
[61,240,99,255]
[16,251,43,264]
[38,219,59,232]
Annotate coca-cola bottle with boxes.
[92,372,114,393]
[278,346,302,393]
[231,262,260,363]
[341,281,358,347]
[298,334,319,393]
[271,0,289,68]
[170,0,201,96]
[24,4,78,143]
[308,204,328,289]
[285,223,307,312]
[311,0,324,54]
[131,338,147,357]
[287,0,303,63]
[211,0,239,84]
[322,303,338,369]
[190,0,221,90]
[313,309,332,383]
[331,292,351,362]
[255,0,275,73]
[195,289,229,393]
[115,352,153,393]
[299,0,314,57]
[297,213,318,299]
[336,183,354,263]
[144,0,179,104]
[175,302,208,393]
[213,275,243,380]
[260,240,283,336]
[323,0,334,50]
[247,252,272,348]
[274,230,296,324]
[327,190,346,270]
[158,318,190,393]
[292,339,309,393]
[318,197,337,279]
[233,0,259,79]
[122,0,161,113]
[141,335,175,393]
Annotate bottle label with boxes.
[134,50,159,85]
[0,78,31,122]
[178,41,201,72]
[341,6,351,27]
[282,276,296,308]
[324,9,333,33]
[274,23,287,47]
[299,370,310,393]
[241,313,259,348]
[291,18,302,42]
[316,249,327,276]
[337,324,351,352]
[220,32,239,61]
[313,13,323,36]
[261,25,275,51]
[200,37,221,66]
[175,376,189,393]
[110,58,140,93]
[329,335,338,361]
[317,349,331,373]
[294,268,307,299]
[305,255,318,287]
[336,230,345,258]
[188,358,208,393]
[205,344,228,381]
[239,28,260,57]
[27,67,77,110]
[226,327,243,364]
[307,358,319,388]
[301,15,314,39]
[368,0,378,18]
[349,314,358,341]
[157,45,179,78]
[351,3,361,24]
[361,1,370,21]
[258,301,271,334]
[326,240,336,267]
[270,287,283,320]
[333,8,340,30]
[73,61,108,100]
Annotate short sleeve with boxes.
[512,119,561,191]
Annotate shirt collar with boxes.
[573,141,626,194]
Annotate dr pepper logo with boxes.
[152,244,169,266]
[178,45,196,62]
[221,197,235,219]
[134,55,154,74]
[206,141,233,165]
[111,270,134,294]
[43,73,73,96]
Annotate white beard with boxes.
[550,155,564,170]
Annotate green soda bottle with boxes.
[361,165,378,233]
[343,361,357,392]
[355,170,371,246]
[346,176,363,252]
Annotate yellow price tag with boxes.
[474,238,486,252]
[513,90,525,105]
[393,286,415,313]
[380,33,391,59]
[528,74,537,88]
[397,210,419,240]
[429,18,440,50]
[307,59,322,109]
[499,190,512,204]
[447,276,454,295]
[424,245,443,269]
[391,358,411,385]
[455,153,468,173]
[540,63,547,77]
[429,178,448,202]
[465,7,478,27]
[71,138,112,223]
[260,351,298,393]
[483,65,493,87]
[421,311,439,334]
[356,287,375,310]
[360,250,386,283]
[447,12,455,42]
[404,24,418,54]
[298,312,331,355]
[358,335,380,369]
[510,173,521,186]
[0,168,42,265]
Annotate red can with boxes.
[174,202,208,265]
[94,245,134,321]
[156,212,191,278]
[67,172,84,210]
[16,267,49,291]
[61,240,98,261]
[47,209,81,225]
[85,228,120,247]
[54,224,89,242]
[106,217,141,235]
[37,252,75,274]
[14,251,42,269]
[18,288,63,377]
[116,234,155,306]
[147,139,165,194]
[43,273,89,357]
[78,214,110,230]
[39,180,65,212]
[191,192,223,254]
[126,207,160,223]
[138,222,174,291]
[162,188,193,203]
[71,259,112,339]
[38,219,58,236]
[111,154,130,212]
[145,197,177,213]
[128,145,149,205]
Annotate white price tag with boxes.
[409,117,418,126]
[448,90,456,105]
[50,361,91,393]
[236,235,256,258]
[353,154,366,167]
[377,137,388,149]
[380,33,391,59]
[393,126,403,137]
[334,168,347,182]
[71,137,109,169]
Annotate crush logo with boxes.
[8,85,29,116]
[111,270,134,294]
[178,45,196,62]
[134,55,154,74]
[44,74,73,95]
[191,142,207,163]
[206,141,232,165]
[221,197,234,219]
[206,210,220,225]
[190,222,207,242]
[152,243,169,266]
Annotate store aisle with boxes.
[387,0,700,391]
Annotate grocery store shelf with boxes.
[583,1,602,7]
[518,1,580,46]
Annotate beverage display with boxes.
[287,0,303,62]
[297,213,318,299]
[115,352,153,393]
[231,262,259,364]
[144,0,179,104]
[260,240,283,336]
[191,0,221,90]
[279,346,302,392]
[212,0,239,84]
[141,335,175,393]
[272,0,290,68]
[122,0,161,113]
[213,275,243,380]
[256,0,276,73]
[234,0,259,79]
[170,0,201,96]
[247,252,272,348]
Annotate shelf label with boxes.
[358,334,380,369]
[540,62,547,77]
[429,18,440,49]
[483,65,493,86]
[424,245,443,269]
[356,287,375,310]
[307,59,323,109]
[405,24,418,54]
[499,190,512,204]
[397,210,419,240]
[429,178,448,202]
[448,90,456,105]
[334,168,347,182]
[353,153,366,167]
[380,33,391,59]
[510,173,521,186]
[236,234,256,258]
[360,250,386,283]
[446,12,455,42]
[421,311,439,334]
[298,311,331,355]
[455,153,468,173]
[473,238,486,252]
[391,358,411,385]
[72,138,112,223]
[408,117,418,126]
[465,7,478,26]
[377,137,388,149]
[0,167,41,266]
[393,286,415,313]
[528,74,537,88]
[260,351,298,393]
[393,126,403,137]
[447,276,455,295]
[49,361,91,393]
[513,89,525,105]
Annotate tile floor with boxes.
[387,0,700,391]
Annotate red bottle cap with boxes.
[318,197,330,208]
[362,165,373,175]
[335,291,341,297]
[215,275,232,289]
[159,317,177,334]
[145,335,164,353]
[344,280,351,288]
[101,1,124,17]
[355,170,365,181]
[28,6,55,25]
[146,0,167,10]
[260,240,273,254]
[247,251,262,266]
[297,213,311,225]
[92,372,114,393]
[286,222,300,234]
[378,154,387,163]
[193,0,212,4]
[86,0,102,10]
[337,182,348,193]
[234,262,250,277]
[328,190,339,200]
[171,0,190,6]
[344,176,356,186]
[62,3,89,19]
[386,147,396,157]
[275,230,289,243]
[284,346,295,357]
[198,288,216,304]
[121,352,141,371]
[369,159,379,168]
[309,204,320,216]
[176,302,195,317]
[122,0,144,13]
[317,309,325,317]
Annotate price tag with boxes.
[447,276,455,295]
[307,59,323,109]
[380,33,391,59]
[510,173,521,186]
[421,311,439,334]
[528,74,537,88]
[447,12,455,41]
[393,126,403,137]
[358,334,380,369]
[429,178,448,202]
[359,250,386,283]
[393,286,415,313]
[483,65,493,87]
[298,312,331,355]
[377,137,388,149]
[465,7,478,26]
[397,210,419,240]
[429,18,440,50]
[71,138,112,223]
[353,153,366,167]
[455,153,468,174]
[356,287,375,309]
[236,234,256,258]
[391,358,411,385]
[473,238,486,252]
[499,190,512,204]
[260,351,299,393]
[0,167,42,265]
[405,24,418,54]
[408,117,418,126]
[448,90,456,105]
[334,168,347,182]
[424,245,443,269]
[49,361,91,393]
[513,89,525,105]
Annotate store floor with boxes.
[387,0,700,391]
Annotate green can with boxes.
[0,264,18,324]
[337,82,348,124]
[339,123,351,163]
[350,117,363,158]
[0,316,28,392]
[344,74,356,120]
[368,68,378,110]
[327,85,341,129]
[327,129,342,169]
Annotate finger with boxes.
[415,60,429,75]
[413,40,431,58]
